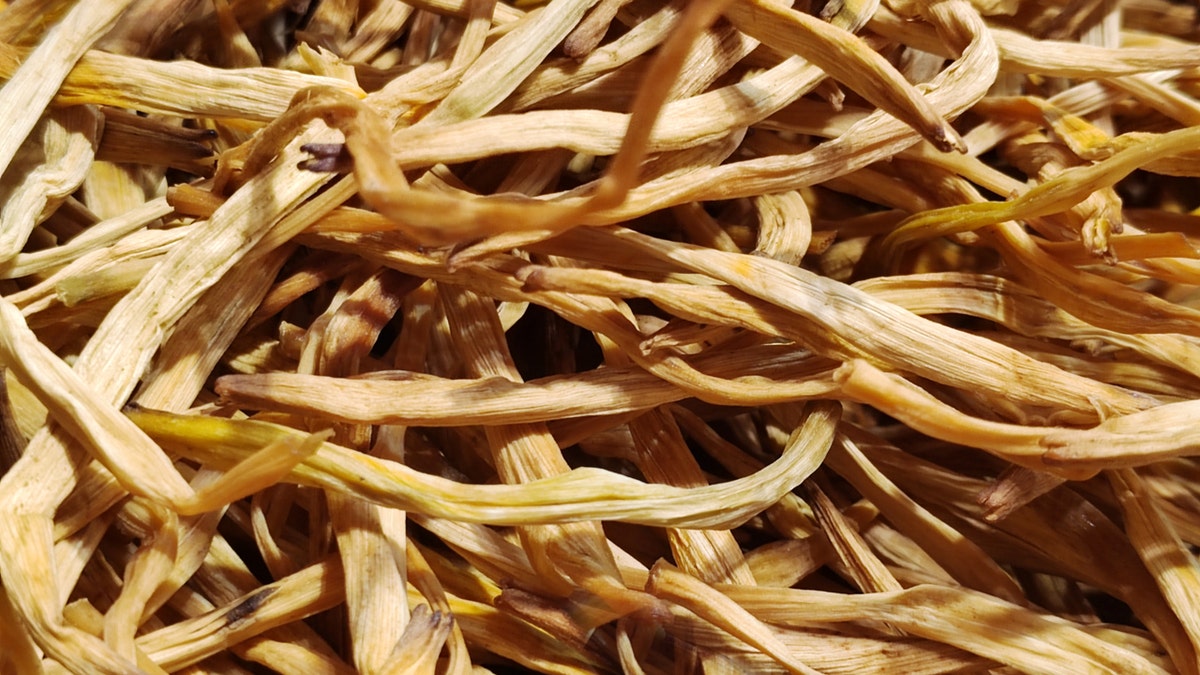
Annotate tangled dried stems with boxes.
[1,0,1200,672]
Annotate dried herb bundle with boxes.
[2,0,1200,672]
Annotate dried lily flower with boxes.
[2,0,1200,672]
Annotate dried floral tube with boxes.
[416,0,600,126]
[507,0,686,110]
[988,222,1200,338]
[0,197,172,280]
[1110,469,1200,661]
[0,297,194,505]
[867,4,1200,76]
[0,43,364,122]
[725,0,965,153]
[647,561,825,675]
[294,0,739,244]
[581,226,1151,417]
[627,406,759,587]
[855,272,1200,383]
[0,0,133,180]
[826,432,1025,604]
[885,125,1200,254]
[542,0,996,223]
[834,360,1084,477]
[301,230,844,407]
[0,106,100,263]
[0,129,339,670]
[128,402,838,529]
[720,583,1171,674]
[134,558,345,671]
[0,513,139,673]
[216,343,834,426]
[1039,400,1200,471]
[838,358,1200,476]
[388,55,823,168]
[102,500,178,662]
[440,283,646,619]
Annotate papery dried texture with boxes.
[0,45,368,121]
[311,268,413,674]
[573,226,1150,418]
[826,432,1025,603]
[136,558,346,671]
[725,0,964,152]
[1110,469,1200,660]
[0,123,341,672]
[722,582,1170,674]
[0,106,100,261]
[0,0,134,180]
[127,401,839,529]
[648,561,825,674]
[3,0,1200,671]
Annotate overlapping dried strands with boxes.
[2,0,1200,672]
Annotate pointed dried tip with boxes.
[936,121,969,154]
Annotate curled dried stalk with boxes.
[724,0,964,153]
[126,401,841,529]
[4,0,1200,671]
[286,0,736,244]
[882,125,1200,258]
[836,359,1200,477]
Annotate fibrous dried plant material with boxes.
[0,43,367,122]
[4,0,1200,672]
[0,0,132,182]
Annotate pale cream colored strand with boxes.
[440,283,645,620]
[627,406,759,587]
[0,0,134,181]
[135,559,345,671]
[647,562,826,675]
[403,0,522,22]
[595,226,1151,417]
[1040,400,1200,470]
[752,190,812,264]
[313,275,410,675]
[12,228,184,318]
[135,247,292,411]
[838,358,1200,474]
[624,409,756,675]
[102,501,178,662]
[298,0,741,244]
[42,48,366,121]
[390,55,822,167]
[128,403,840,529]
[721,583,1171,674]
[0,106,100,262]
[0,513,141,674]
[1103,74,1200,126]
[725,0,964,152]
[0,196,172,279]
[0,129,334,672]
[0,298,194,504]
[1110,469,1200,662]
[506,0,686,111]
[417,0,599,126]
[855,272,1200,383]
[563,0,997,224]
[327,491,408,674]
[216,367,686,425]
[341,0,417,63]
[827,431,1026,604]
[867,3,1200,77]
